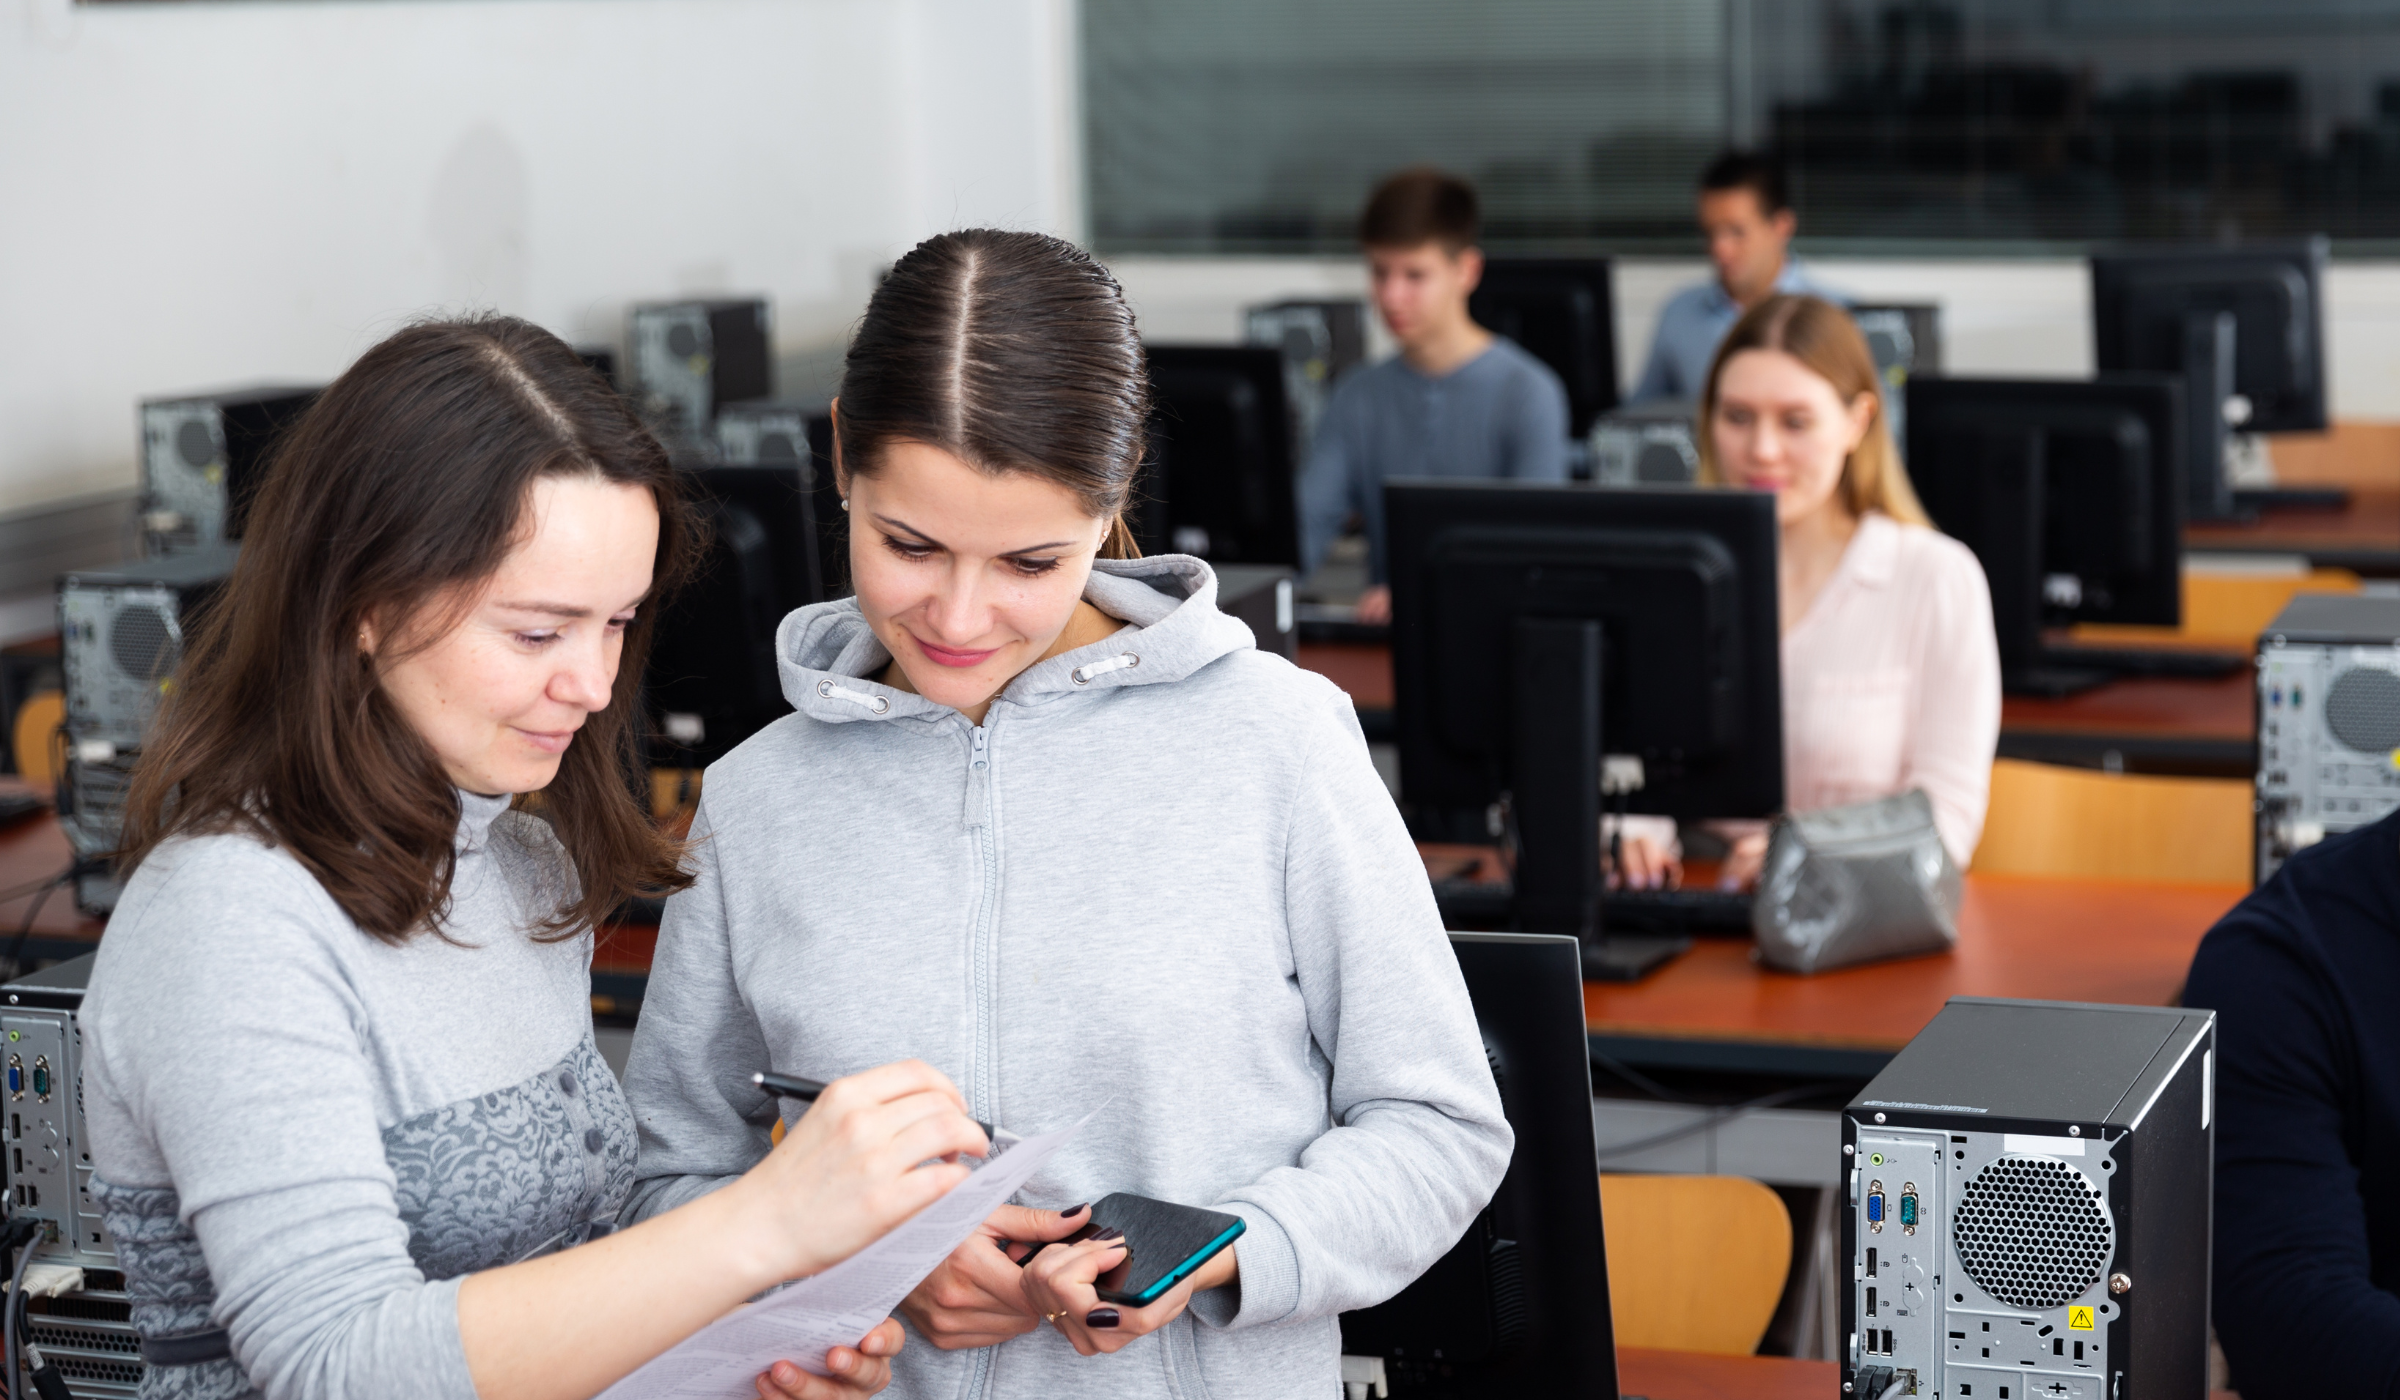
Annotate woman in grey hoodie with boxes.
[621,230,1512,1400]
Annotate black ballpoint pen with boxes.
[752,1070,1022,1152]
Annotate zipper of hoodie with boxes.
[963,717,1001,1400]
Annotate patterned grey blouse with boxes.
[81,794,637,1400]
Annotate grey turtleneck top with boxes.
[80,793,636,1400]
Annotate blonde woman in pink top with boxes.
[1614,294,2001,891]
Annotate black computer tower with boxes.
[139,386,320,548]
[1844,997,2214,1400]
[627,299,772,447]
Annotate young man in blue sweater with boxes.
[2183,807,2400,1398]
[1295,167,1570,624]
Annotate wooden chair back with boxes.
[1599,1173,1792,1355]
[1973,758,2251,884]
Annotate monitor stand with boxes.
[1508,617,1692,982]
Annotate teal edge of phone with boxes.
[1099,1218,1247,1308]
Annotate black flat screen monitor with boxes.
[1340,932,1617,1398]
[2091,239,2328,519]
[1388,481,1782,955]
[1139,345,1300,567]
[644,464,824,766]
[1906,375,2205,696]
[1390,481,1783,820]
[1467,259,1619,438]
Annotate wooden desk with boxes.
[1577,872,2243,1080]
[1616,1348,2236,1400]
[1998,669,2254,776]
[1617,1347,1830,1399]
[2188,487,2400,575]
[1301,641,2258,776]
[0,787,105,965]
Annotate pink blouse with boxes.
[1779,511,2002,864]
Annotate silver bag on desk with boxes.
[1752,788,1961,974]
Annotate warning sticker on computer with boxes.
[2069,1307,2096,1331]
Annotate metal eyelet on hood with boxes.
[1070,652,1141,686]
[816,678,891,714]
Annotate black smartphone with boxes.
[1024,1192,1246,1308]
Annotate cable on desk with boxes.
[1593,1081,1850,1163]
[1589,1050,1693,1105]
[0,870,71,985]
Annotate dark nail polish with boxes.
[1086,1308,1121,1328]
[1090,1227,1124,1243]
[1060,1202,1089,1217]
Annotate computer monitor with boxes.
[1905,375,2234,697]
[1339,931,1617,1399]
[2091,239,2329,520]
[1466,259,1619,438]
[644,463,824,767]
[1388,481,1783,964]
[1138,345,1301,566]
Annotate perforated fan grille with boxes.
[108,606,174,682]
[1952,1155,2113,1310]
[2326,666,2400,754]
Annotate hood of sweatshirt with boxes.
[774,553,1258,728]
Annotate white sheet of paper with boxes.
[596,1108,1092,1400]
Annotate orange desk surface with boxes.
[1581,873,2242,1063]
[2187,486,2400,573]
[1615,1348,2235,1400]
[1423,838,2243,1077]
[1299,642,2257,774]
[0,787,104,952]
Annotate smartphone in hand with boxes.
[1024,1192,1246,1307]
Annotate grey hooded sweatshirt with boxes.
[622,555,1511,1400]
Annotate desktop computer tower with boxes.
[627,299,773,448]
[58,548,237,751]
[139,387,319,549]
[715,398,819,473]
[1843,997,2214,1400]
[2255,593,2400,881]
[2,954,142,1397]
[1588,401,1699,487]
[1245,300,1368,459]
[1852,305,1939,459]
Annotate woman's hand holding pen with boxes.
[1019,1235,1239,1357]
[729,1059,990,1283]
[900,1203,1094,1349]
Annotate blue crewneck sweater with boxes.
[2183,808,2400,1399]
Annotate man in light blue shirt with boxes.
[1631,151,1845,403]
[1299,168,1571,623]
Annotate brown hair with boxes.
[1358,167,1480,252]
[835,229,1149,559]
[1699,149,1790,216]
[121,314,698,943]
[1697,294,1931,527]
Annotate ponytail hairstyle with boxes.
[1697,293,1932,527]
[835,229,1148,560]
[120,314,699,943]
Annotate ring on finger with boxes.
[1043,1312,1064,1324]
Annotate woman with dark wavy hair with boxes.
[82,315,986,1400]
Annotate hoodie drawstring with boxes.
[1070,653,1141,686]
[816,679,891,715]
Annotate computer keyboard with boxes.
[1601,886,1756,936]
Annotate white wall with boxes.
[1113,254,2400,421]
[0,0,1079,519]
